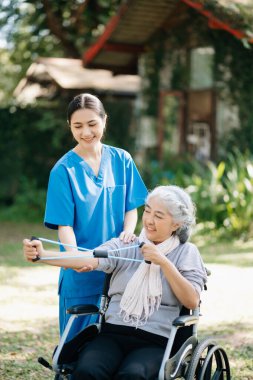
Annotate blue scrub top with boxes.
[44,144,148,297]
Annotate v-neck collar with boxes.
[70,145,108,184]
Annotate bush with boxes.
[0,98,135,208]
[0,105,73,205]
[222,150,253,237]
[0,177,46,222]
[142,150,253,239]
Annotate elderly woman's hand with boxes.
[140,243,167,266]
[23,238,43,262]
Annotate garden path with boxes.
[200,263,253,325]
[0,264,253,331]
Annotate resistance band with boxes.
[30,236,149,263]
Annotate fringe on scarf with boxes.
[119,230,180,327]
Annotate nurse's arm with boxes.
[58,226,82,269]
[120,208,138,243]
[58,225,77,252]
[124,208,138,232]
[23,239,99,270]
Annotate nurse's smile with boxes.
[82,136,95,143]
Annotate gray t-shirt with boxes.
[96,238,207,339]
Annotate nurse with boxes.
[44,93,147,340]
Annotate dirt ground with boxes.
[0,266,59,332]
[199,263,253,326]
[0,263,252,380]
[1,263,253,332]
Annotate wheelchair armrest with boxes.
[172,315,199,327]
[67,304,99,315]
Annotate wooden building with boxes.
[14,57,140,103]
[82,0,253,162]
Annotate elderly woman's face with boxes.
[142,197,179,244]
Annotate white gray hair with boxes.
[146,185,196,243]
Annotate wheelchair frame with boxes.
[38,273,231,380]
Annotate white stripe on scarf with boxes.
[119,229,180,327]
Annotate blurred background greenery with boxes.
[1,2,253,379]
[1,0,253,242]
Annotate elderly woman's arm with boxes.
[23,239,99,270]
[141,244,199,310]
[160,259,199,309]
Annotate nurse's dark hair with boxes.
[67,93,106,123]
[146,185,196,243]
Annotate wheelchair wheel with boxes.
[186,337,231,380]
[54,374,72,379]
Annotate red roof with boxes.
[83,0,253,74]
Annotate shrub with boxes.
[0,177,46,222]
[142,150,253,239]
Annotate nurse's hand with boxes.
[74,264,94,273]
[119,231,136,243]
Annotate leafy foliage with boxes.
[102,98,136,150]
[204,0,253,39]
[0,48,21,105]
[0,97,136,214]
[1,0,121,57]
[0,177,47,222]
[0,0,121,102]
[222,150,253,236]
[143,150,253,239]
[0,104,72,203]
[211,29,253,154]
[142,33,165,117]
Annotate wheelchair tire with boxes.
[185,337,231,380]
[54,374,72,380]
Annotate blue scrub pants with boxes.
[59,294,101,341]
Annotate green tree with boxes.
[0,0,121,102]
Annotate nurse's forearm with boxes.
[124,209,138,232]
[58,226,77,252]
[39,249,99,270]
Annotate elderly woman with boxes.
[23,185,207,380]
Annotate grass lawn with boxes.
[1,221,253,379]
[193,229,253,267]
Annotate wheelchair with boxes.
[37,271,231,380]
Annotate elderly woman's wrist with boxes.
[159,255,170,267]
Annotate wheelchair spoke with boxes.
[185,338,231,380]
